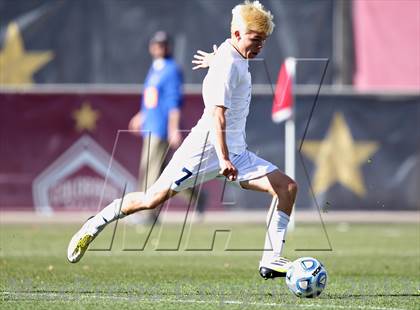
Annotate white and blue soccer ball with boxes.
[285,257,328,298]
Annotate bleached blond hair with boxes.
[231,1,274,36]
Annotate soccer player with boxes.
[67,0,297,280]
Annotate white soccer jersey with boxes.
[193,39,252,155]
[152,39,278,193]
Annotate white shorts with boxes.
[157,131,278,192]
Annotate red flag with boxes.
[272,59,295,123]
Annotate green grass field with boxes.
[1,220,419,309]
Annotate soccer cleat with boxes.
[259,257,292,279]
[67,217,96,263]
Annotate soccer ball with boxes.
[285,257,328,298]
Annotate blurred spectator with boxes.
[129,31,206,222]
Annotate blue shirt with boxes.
[141,57,183,140]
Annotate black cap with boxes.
[150,31,171,44]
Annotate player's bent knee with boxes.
[273,180,297,197]
[288,181,298,196]
[272,180,298,212]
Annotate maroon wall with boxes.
[0,92,224,212]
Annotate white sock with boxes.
[260,208,290,265]
[87,199,126,235]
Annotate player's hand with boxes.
[219,159,238,181]
[168,130,182,149]
[128,112,142,136]
[192,44,218,70]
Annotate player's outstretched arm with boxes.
[192,44,218,70]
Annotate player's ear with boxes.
[234,30,241,41]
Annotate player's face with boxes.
[238,31,267,59]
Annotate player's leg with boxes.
[68,132,217,263]
[240,169,297,215]
[67,177,178,263]
[240,169,297,279]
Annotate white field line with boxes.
[0,291,410,310]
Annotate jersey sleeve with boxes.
[204,58,239,109]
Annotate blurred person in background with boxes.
[128,31,206,223]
